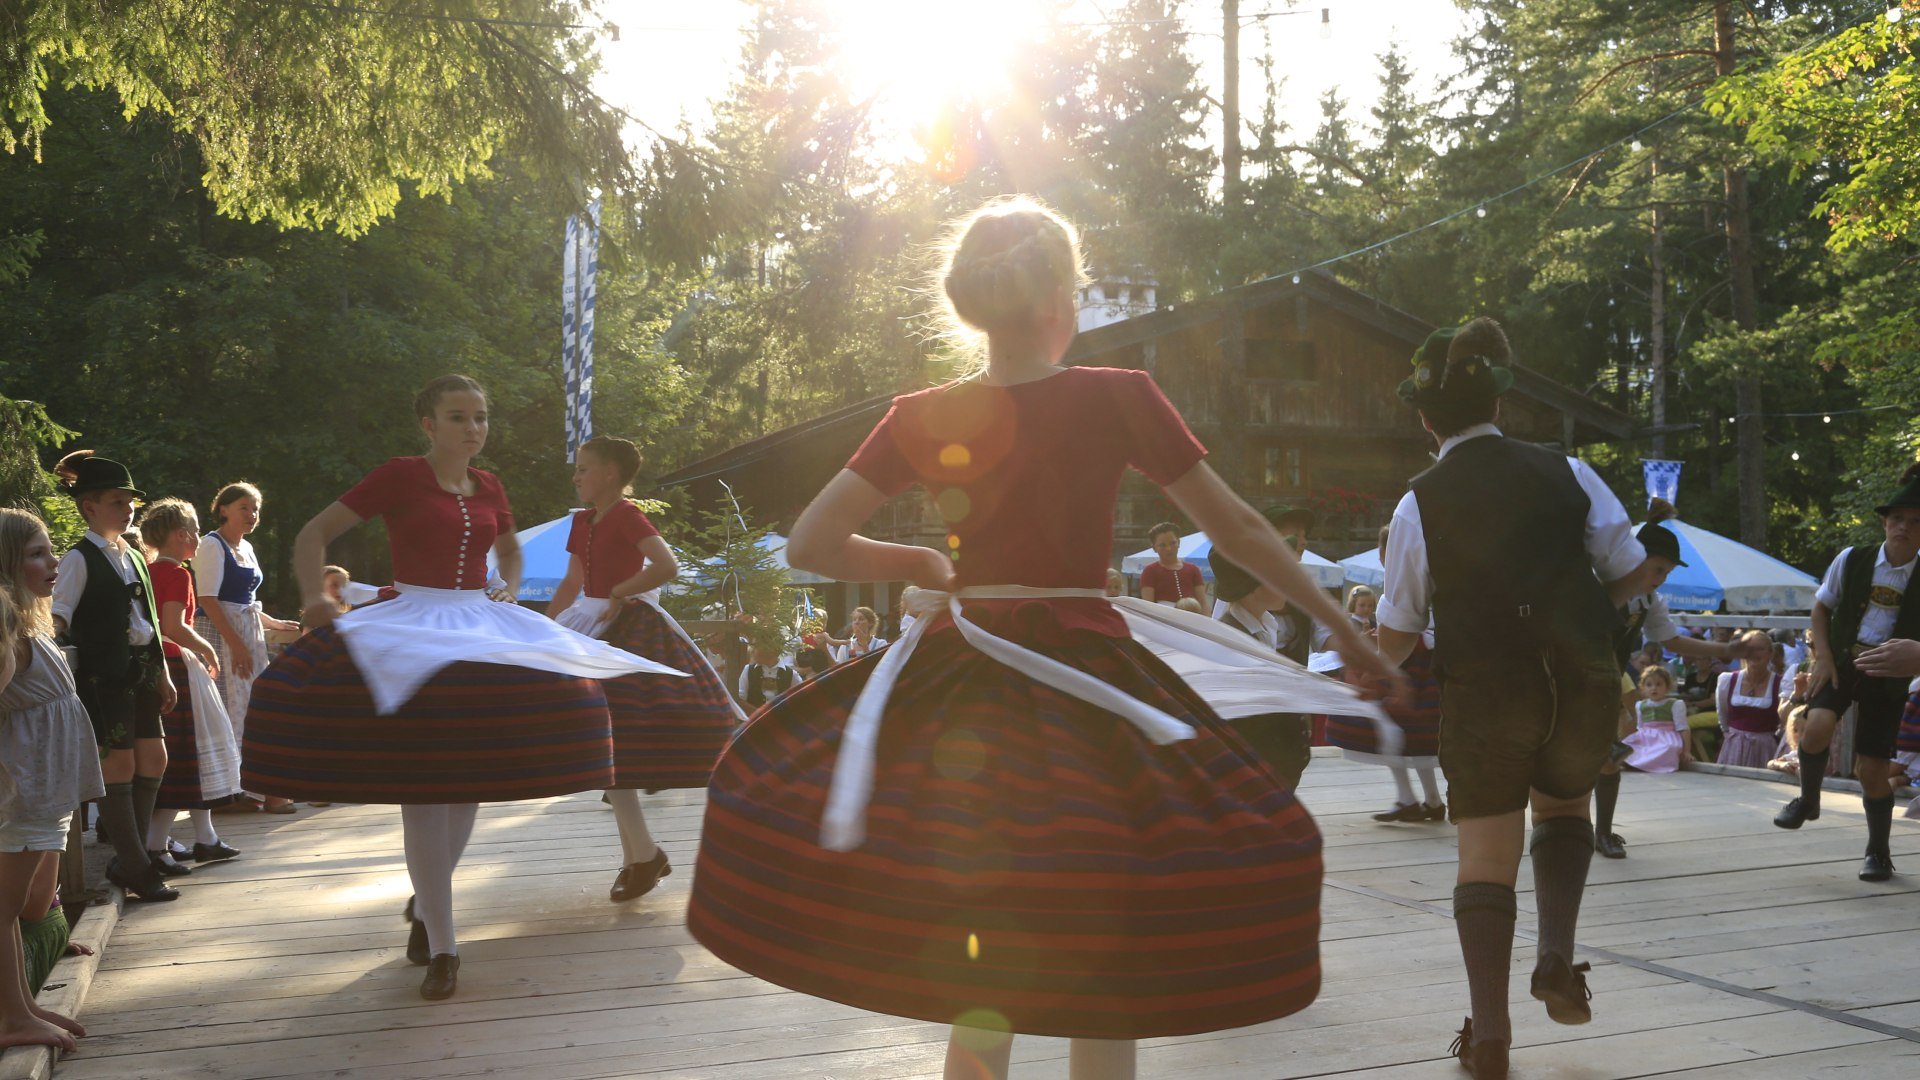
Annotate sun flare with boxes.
[830,0,1053,124]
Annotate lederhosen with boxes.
[1811,545,1920,761]
[68,541,165,751]
[1414,436,1625,818]
[1221,604,1314,789]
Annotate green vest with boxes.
[68,539,163,690]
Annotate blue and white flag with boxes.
[1642,458,1683,509]
[561,198,602,461]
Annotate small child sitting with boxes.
[1621,664,1692,772]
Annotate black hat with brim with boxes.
[1636,522,1687,567]
[1265,504,1315,534]
[1209,547,1259,605]
[1875,468,1920,516]
[1397,326,1515,409]
[61,456,145,500]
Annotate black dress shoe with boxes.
[1774,796,1820,829]
[610,849,673,903]
[148,851,193,877]
[166,837,191,858]
[1530,952,1594,1025]
[1448,1018,1509,1079]
[1860,851,1895,882]
[1424,802,1448,822]
[1372,802,1425,823]
[403,895,415,923]
[420,954,460,1000]
[191,840,241,862]
[106,857,181,903]
[406,919,430,965]
[1595,831,1627,859]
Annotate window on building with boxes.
[1264,446,1304,491]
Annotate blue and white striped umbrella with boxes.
[1645,518,1818,613]
[1339,547,1384,589]
[1121,531,1343,590]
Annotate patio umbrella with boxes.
[1646,517,1818,613]
[1121,531,1344,590]
[1339,548,1384,590]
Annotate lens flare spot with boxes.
[935,487,972,523]
[952,1007,1009,1036]
[939,443,972,469]
[947,532,962,549]
[932,727,987,780]
[967,932,981,961]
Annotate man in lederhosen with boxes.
[1374,320,1653,1078]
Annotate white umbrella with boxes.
[1339,548,1384,590]
[1121,531,1343,590]
[1646,518,1819,613]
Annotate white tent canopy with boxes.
[1121,531,1344,590]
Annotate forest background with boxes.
[1,0,1915,613]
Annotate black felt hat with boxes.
[1874,464,1920,516]
[59,455,145,500]
[1265,504,1316,534]
[1211,506,1314,603]
[1396,325,1515,410]
[1636,522,1687,567]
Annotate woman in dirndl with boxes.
[242,374,686,1001]
[194,481,301,812]
[1327,525,1447,822]
[1715,630,1783,768]
[686,198,1400,1080]
[546,435,744,904]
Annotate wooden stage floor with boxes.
[60,753,1920,1078]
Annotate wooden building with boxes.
[653,270,1634,620]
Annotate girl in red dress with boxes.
[686,198,1399,1079]
[136,499,242,870]
[243,375,685,1001]
[546,435,745,904]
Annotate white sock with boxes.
[146,810,177,852]
[1390,767,1415,806]
[189,809,219,846]
[604,789,658,865]
[1417,767,1443,806]
[403,804,478,957]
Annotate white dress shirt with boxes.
[50,531,157,645]
[1813,544,1915,647]
[1377,424,1647,635]
[1624,590,1679,647]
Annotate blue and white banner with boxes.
[561,198,601,461]
[1642,458,1683,509]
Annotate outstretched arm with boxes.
[788,470,955,590]
[294,503,367,628]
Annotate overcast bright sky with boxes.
[594,0,1475,159]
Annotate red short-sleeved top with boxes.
[149,559,194,658]
[1140,560,1204,603]
[338,457,515,590]
[566,501,662,598]
[846,366,1206,637]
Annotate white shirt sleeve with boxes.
[193,534,226,599]
[1639,592,1678,644]
[1377,491,1431,635]
[1715,671,1734,728]
[49,548,88,629]
[1670,698,1689,732]
[831,644,850,664]
[1813,548,1849,610]
[1567,458,1647,583]
[737,665,752,698]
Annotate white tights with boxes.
[402,804,479,957]
[944,1028,1135,1080]
[145,809,219,850]
[1388,766,1444,807]
[603,789,659,865]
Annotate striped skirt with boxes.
[1717,728,1779,769]
[1896,691,1920,757]
[688,628,1324,1040]
[600,602,742,790]
[241,626,616,804]
[156,655,240,810]
[1327,643,1442,766]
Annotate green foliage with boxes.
[0,395,84,549]
[652,487,793,646]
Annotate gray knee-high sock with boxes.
[1453,882,1516,1046]
[99,782,154,873]
[1530,816,1596,964]
[1592,772,1620,836]
[1799,748,1829,807]
[131,774,164,845]
[1865,794,1895,858]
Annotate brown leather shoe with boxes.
[420,954,460,1000]
[609,849,673,902]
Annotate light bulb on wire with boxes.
[1890,4,1904,24]
[1791,451,1801,462]
[1319,7,1332,39]
[1475,205,1487,218]
[1823,414,1833,424]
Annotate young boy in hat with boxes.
[1594,504,1769,858]
[1374,319,1653,1078]
[48,451,180,902]
[1775,463,1920,882]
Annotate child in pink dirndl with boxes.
[546,435,745,904]
[1621,664,1692,772]
[684,198,1398,1080]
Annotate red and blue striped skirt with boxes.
[156,655,239,810]
[241,626,616,804]
[688,627,1323,1040]
[1326,643,1442,762]
[601,603,741,790]
[1896,690,1920,757]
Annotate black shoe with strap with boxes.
[1860,851,1895,882]
[1448,1018,1509,1079]
[420,954,460,1000]
[106,856,181,903]
[191,840,241,862]
[1595,831,1627,859]
[1773,796,1820,830]
[402,895,429,965]
[1372,802,1426,823]
[148,851,193,877]
[1530,952,1594,1025]
[609,849,673,903]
